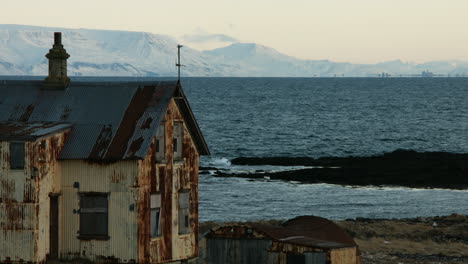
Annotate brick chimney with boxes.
[43,32,70,90]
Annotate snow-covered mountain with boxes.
[1,24,468,77]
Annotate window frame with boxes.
[173,122,183,161]
[78,192,109,240]
[9,142,25,170]
[178,190,190,235]
[155,124,165,162]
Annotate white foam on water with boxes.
[201,157,232,168]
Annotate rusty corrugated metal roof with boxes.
[252,222,355,250]
[0,80,209,161]
[280,215,358,247]
[0,122,71,141]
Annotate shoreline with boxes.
[205,150,468,190]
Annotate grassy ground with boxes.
[200,214,468,264]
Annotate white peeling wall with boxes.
[59,160,138,262]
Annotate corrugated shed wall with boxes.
[0,132,67,263]
[60,160,138,262]
[204,238,275,264]
[138,99,200,264]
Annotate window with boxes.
[10,142,25,169]
[178,191,190,234]
[287,254,305,264]
[79,193,108,238]
[155,124,165,161]
[173,122,183,160]
[150,193,161,237]
[305,252,326,264]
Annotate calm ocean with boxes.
[6,76,468,221]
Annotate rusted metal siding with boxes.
[137,99,200,264]
[59,160,138,262]
[271,241,327,254]
[329,248,358,264]
[0,131,68,264]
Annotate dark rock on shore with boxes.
[222,150,468,189]
[199,166,226,171]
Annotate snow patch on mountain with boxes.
[1,24,468,77]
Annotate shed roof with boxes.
[0,80,209,161]
[280,216,358,247]
[251,223,355,250]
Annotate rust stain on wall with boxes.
[110,171,126,183]
[136,99,199,263]
[1,130,68,263]
[0,179,14,202]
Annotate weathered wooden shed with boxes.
[201,216,360,264]
[0,32,209,264]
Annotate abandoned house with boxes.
[200,216,360,264]
[0,32,209,264]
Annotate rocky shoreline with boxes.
[207,150,468,189]
[200,214,468,264]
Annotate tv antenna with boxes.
[176,44,185,81]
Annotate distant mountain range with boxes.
[1,24,468,77]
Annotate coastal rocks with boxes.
[220,150,468,189]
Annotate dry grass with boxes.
[337,214,468,264]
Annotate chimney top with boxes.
[43,32,70,90]
[54,32,62,46]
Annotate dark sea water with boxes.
[6,76,468,221]
[182,77,468,158]
[182,78,468,222]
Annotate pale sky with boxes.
[2,0,468,64]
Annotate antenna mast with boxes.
[176,44,184,81]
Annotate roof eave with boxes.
[174,83,210,156]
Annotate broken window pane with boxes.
[150,193,161,237]
[80,193,108,237]
[10,142,25,169]
[150,208,161,237]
